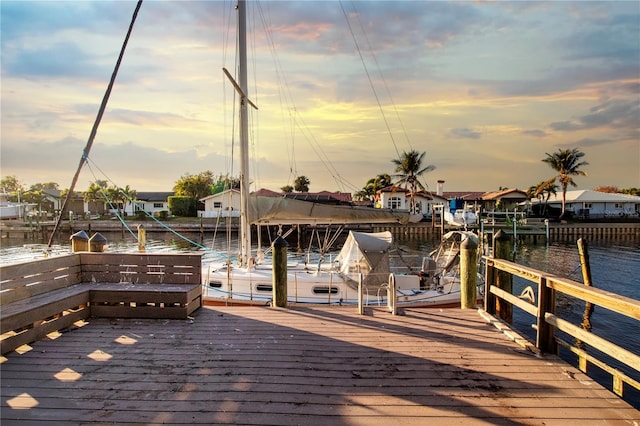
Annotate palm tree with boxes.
[541,148,588,217]
[391,150,435,213]
[359,173,392,203]
[528,180,558,216]
[84,182,107,215]
[294,176,310,192]
[106,185,136,217]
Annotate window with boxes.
[153,203,163,208]
[583,203,592,209]
[387,196,401,210]
[208,280,222,288]
[213,201,222,209]
[614,203,623,209]
[256,284,272,292]
[312,286,339,295]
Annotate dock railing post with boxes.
[484,259,496,315]
[536,276,556,353]
[493,230,513,324]
[460,236,478,308]
[272,236,288,308]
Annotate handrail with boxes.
[483,255,640,398]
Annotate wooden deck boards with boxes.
[1,306,638,425]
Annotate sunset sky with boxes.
[1,0,639,195]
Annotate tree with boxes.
[174,171,214,200]
[541,148,588,217]
[0,175,25,201]
[281,185,294,193]
[594,186,619,193]
[105,185,136,217]
[528,180,558,216]
[391,150,435,213]
[620,187,640,196]
[211,174,240,195]
[294,176,310,192]
[84,181,108,215]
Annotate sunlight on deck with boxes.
[54,367,82,382]
[115,334,138,345]
[6,393,38,410]
[88,349,112,362]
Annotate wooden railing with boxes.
[484,256,640,398]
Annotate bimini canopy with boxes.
[248,196,409,226]
[334,231,394,288]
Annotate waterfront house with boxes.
[529,190,640,219]
[377,186,448,216]
[200,189,241,218]
[481,188,528,211]
[130,192,173,216]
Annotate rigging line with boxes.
[339,0,401,159]
[255,1,350,192]
[85,159,211,251]
[350,1,413,151]
[95,186,137,240]
[47,0,143,248]
[254,1,296,179]
[117,188,210,251]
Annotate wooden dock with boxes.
[1,306,637,425]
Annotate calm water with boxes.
[1,231,639,407]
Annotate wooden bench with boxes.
[0,252,202,355]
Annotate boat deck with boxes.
[1,306,638,425]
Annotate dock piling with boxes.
[272,236,288,308]
[460,236,478,309]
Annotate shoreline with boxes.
[2,218,639,241]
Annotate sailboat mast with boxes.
[238,0,251,267]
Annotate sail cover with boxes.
[334,231,394,288]
[248,196,409,225]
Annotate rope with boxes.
[47,0,143,247]
[339,0,400,159]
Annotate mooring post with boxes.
[70,230,89,253]
[137,224,146,252]
[460,236,478,309]
[493,230,513,324]
[357,273,364,315]
[272,236,288,308]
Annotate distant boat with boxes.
[444,209,477,228]
[0,193,35,220]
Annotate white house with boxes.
[531,190,640,218]
[377,186,448,216]
[129,192,173,216]
[199,189,241,218]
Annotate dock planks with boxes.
[1,306,638,425]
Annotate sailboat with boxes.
[202,1,483,308]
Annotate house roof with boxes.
[442,191,485,201]
[378,186,447,202]
[200,189,240,202]
[136,192,174,202]
[539,190,640,204]
[481,188,527,201]
[251,188,352,204]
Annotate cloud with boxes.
[550,99,640,132]
[449,128,481,139]
[522,130,547,138]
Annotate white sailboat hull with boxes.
[202,263,482,308]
